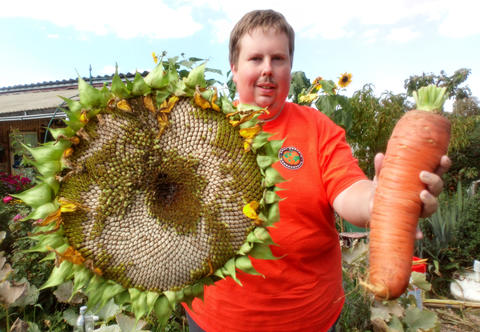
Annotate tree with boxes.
[404,68,471,100]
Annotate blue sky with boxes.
[1,0,479,105]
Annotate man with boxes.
[185,9,450,332]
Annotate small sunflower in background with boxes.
[338,72,352,88]
[312,76,323,91]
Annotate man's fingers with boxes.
[435,155,452,177]
[420,171,444,197]
[420,190,438,218]
[373,153,384,183]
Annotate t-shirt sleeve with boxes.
[317,114,367,206]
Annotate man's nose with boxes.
[261,59,273,76]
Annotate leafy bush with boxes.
[416,183,480,296]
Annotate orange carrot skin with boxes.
[368,110,451,299]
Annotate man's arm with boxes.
[332,154,452,228]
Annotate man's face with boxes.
[231,28,291,118]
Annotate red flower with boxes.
[2,196,13,204]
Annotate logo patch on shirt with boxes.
[279,147,304,170]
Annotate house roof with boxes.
[0,72,145,121]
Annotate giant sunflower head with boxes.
[14,57,283,324]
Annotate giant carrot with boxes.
[365,85,451,300]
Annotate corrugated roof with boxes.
[0,88,79,115]
[0,71,148,121]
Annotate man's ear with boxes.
[230,64,238,84]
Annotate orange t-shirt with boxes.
[184,102,367,332]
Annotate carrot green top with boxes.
[413,84,448,113]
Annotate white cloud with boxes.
[47,34,59,39]
[362,29,380,44]
[386,27,420,43]
[2,0,478,42]
[0,0,203,39]
[99,65,117,76]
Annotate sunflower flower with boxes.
[17,56,284,324]
[338,73,352,88]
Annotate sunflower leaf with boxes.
[40,261,73,290]
[132,73,151,96]
[79,77,106,108]
[184,63,207,89]
[111,73,131,99]
[144,63,169,89]
[49,127,75,139]
[264,167,283,187]
[153,296,172,327]
[23,140,71,163]
[72,266,92,294]
[25,202,58,221]
[253,227,275,245]
[266,202,280,226]
[12,183,53,209]
[235,255,262,276]
[129,288,148,321]
[249,243,278,260]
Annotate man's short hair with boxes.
[229,9,295,67]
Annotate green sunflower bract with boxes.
[14,57,283,325]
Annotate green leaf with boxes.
[144,63,169,89]
[79,77,106,108]
[235,255,262,276]
[38,175,61,195]
[153,296,172,327]
[48,127,75,139]
[266,203,280,226]
[132,72,151,96]
[264,167,283,187]
[101,282,125,307]
[251,132,273,152]
[30,159,62,177]
[72,265,92,294]
[184,63,207,88]
[388,316,405,331]
[41,261,73,290]
[129,288,148,321]
[248,243,277,260]
[25,202,58,220]
[256,155,277,169]
[23,140,71,163]
[224,258,240,285]
[264,190,280,204]
[410,272,431,292]
[253,227,274,245]
[111,71,131,99]
[404,307,438,331]
[12,183,53,208]
[59,97,83,113]
[315,95,338,117]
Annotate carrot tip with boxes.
[360,279,391,300]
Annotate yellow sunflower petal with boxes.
[239,125,261,139]
[80,110,89,124]
[59,198,79,213]
[194,90,211,110]
[160,96,179,113]
[117,99,133,112]
[144,95,157,113]
[243,201,259,219]
[63,148,74,158]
